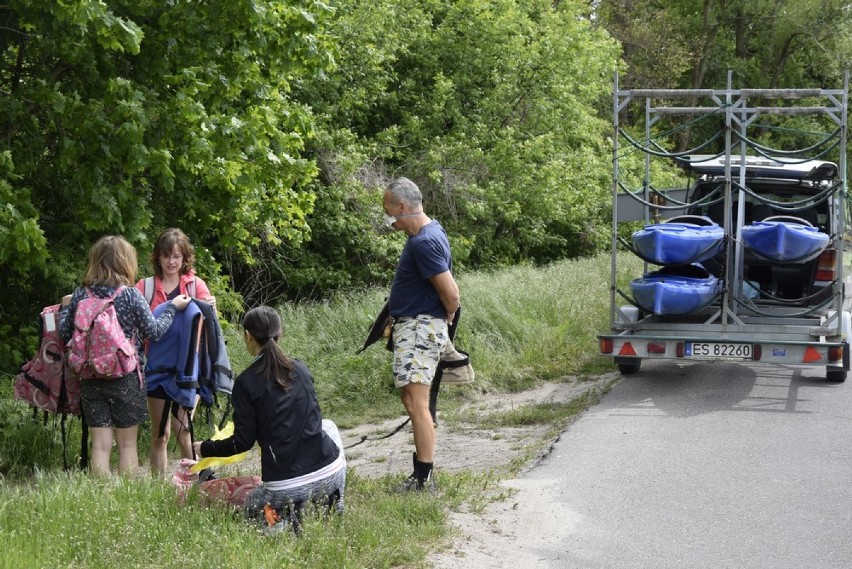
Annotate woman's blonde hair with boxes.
[82,235,138,287]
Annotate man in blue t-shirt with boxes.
[383,177,460,492]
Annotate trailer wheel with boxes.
[826,368,847,382]
[616,359,641,375]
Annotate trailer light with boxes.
[647,342,666,354]
[618,342,637,356]
[600,338,613,354]
[828,346,843,362]
[814,250,836,282]
[803,346,823,363]
[752,345,762,360]
[676,342,684,357]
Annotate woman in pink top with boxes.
[135,227,216,475]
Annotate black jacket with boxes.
[200,357,338,482]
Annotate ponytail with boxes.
[243,306,296,388]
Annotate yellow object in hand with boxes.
[190,422,250,472]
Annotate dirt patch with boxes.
[210,373,616,481]
[212,373,616,480]
[340,374,617,480]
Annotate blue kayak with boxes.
[631,218,724,265]
[631,266,720,315]
[741,219,829,262]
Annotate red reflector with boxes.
[803,346,823,363]
[647,343,666,354]
[618,342,637,356]
[828,346,843,362]
[600,338,613,354]
[676,342,684,357]
[815,250,836,281]
[753,345,762,361]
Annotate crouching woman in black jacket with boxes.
[193,306,346,529]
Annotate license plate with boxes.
[686,342,753,360]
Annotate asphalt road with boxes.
[435,360,852,569]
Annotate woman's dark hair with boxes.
[150,227,196,279]
[243,306,296,388]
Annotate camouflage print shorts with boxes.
[391,315,449,388]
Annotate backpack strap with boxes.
[145,276,196,302]
[109,285,125,301]
[143,277,155,306]
[158,399,198,459]
[186,407,197,460]
[84,286,124,302]
[158,400,172,439]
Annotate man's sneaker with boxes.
[398,472,436,493]
[396,452,436,492]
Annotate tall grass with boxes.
[275,252,642,425]
[0,253,643,568]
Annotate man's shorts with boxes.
[391,315,449,388]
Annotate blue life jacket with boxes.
[145,301,203,408]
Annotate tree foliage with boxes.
[596,0,852,180]
[3,0,851,373]
[599,0,852,91]
[0,0,333,369]
[275,0,621,301]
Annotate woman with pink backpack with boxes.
[60,235,190,476]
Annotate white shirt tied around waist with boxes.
[263,450,346,491]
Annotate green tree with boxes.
[598,0,852,91]
[596,0,852,156]
[2,0,624,370]
[280,0,621,301]
[0,0,334,369]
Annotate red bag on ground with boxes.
[199,476,262,508]
[173,459,261,508]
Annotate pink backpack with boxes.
[14,304,86,470]
[14,304,82,416]
[66,287,139,380]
